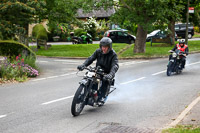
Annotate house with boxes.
[76,7,115,21]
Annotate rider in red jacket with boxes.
[170,40,189,68]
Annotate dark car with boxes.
[175,23,194,39]
[104,30,136,44]
[146,30,178,42]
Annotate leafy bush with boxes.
[83,17,98,39]
[48,23,73,42]
[0,40,36,59]
[194,26,200,33]
[32,24,48,40]
[74,28,87,37]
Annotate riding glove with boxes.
[103,73,113,81]
[77,64,85,71]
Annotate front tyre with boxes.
[167,61,173,76]
[71,85,86,116]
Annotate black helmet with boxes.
[100,37,112,48]
[100,37,112,54]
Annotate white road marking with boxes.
[60,72,77,77]
[54,60,81,63]
[32,72,77,82]
[152,70,166,76]
[36,61,48,63]
[186,61,200,66]
[41,95,74,105]
[0,114,7,119]
[119,60,149,66]
[120,77,146,85]
[47,76,59,79]
[165,95,200,129]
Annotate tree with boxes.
[165,0,185,45]
[180,0,200,26]
[81,0,169,53]
[0,0,81,42]
[44,0,81,34]
[0,0,46,40]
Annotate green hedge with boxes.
[0,40,36,59]
[32,24,48,40]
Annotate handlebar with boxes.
[168,50,186,57]
[81,66,105,76]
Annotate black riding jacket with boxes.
[83,48,119,77]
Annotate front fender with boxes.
[79,79,89,86]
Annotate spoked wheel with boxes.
[176,69,182,74]
[176,67,182,74]
[167,61,173,76]
[71,85,86,116]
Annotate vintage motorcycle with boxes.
[166,49,186,76]
[71,66,116,116]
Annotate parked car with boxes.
[175,23,194,39]
[104,30,136,44]
[146,30,178,42]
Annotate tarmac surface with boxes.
[4,40,200,131]
[29,40,200,130]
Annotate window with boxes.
[175,25,179,30]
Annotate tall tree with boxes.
[0,0,46,40]
[165,0,184,45]
[81,0,169,53]
[44,0,81,32]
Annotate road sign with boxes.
[189,7,194,13]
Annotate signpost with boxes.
[185,0,189,45]
[189,7,194,13]
[185,5,194,44]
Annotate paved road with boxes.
[0,53,200,133]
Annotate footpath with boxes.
[159,93,200,132]
[178,95,200,126]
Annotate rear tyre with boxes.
[167,61,173,76]
[71,85,86,116]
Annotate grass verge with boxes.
[119,41,200,58]
[31,41,200,58]
[162,125,200,133]
[32,43,129,57]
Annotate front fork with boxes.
[79,79,92,103]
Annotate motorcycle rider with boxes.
[77,37,119,103]
[169,39,189,69]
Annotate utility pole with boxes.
[185,0,189,45]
